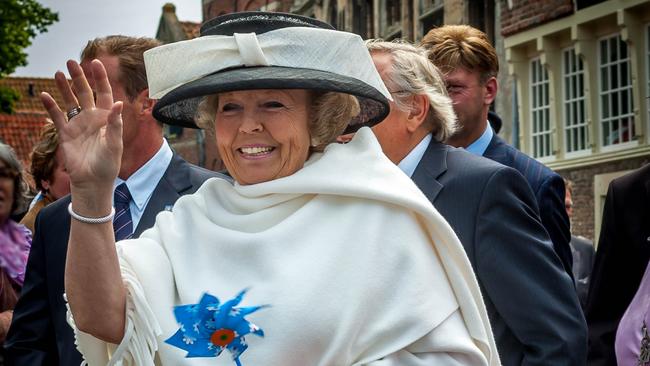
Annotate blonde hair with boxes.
[421,25,498,83]
[29,121,59,192]
[365,39,457,142]
[195,91,359,152]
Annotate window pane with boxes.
[610,37,618,62]
[544,83,549,105]
[578,73,583,95]
[572,76,577,98]
[620,61,629,86]
[599,34,635,146]
[611,64,618,89]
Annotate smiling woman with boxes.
[196,89,359,185]
[45,11,499,366]
[213,89,312,185]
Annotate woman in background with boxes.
[0,143,31,346]
[21,121,70,233]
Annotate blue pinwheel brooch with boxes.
[165,289,266,366]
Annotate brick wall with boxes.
[500,0,574,36]
[557,156,650,241]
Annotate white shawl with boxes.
[71,128,499,365]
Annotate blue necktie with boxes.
[113,183,133,241]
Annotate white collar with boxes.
[398,134,432,177]
[114,139,173,211]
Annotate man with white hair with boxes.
[365,40,587,365]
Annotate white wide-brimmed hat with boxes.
[145,12,391,130]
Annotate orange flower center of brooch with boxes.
[210,328,236,347]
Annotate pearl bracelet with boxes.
[67,203,115,224]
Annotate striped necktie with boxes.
[113,183,133,241]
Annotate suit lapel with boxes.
[483,134,505,162]
[133,153,192,237]
[411,139,447,202]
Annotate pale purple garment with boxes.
[616,259,650,365]
[0,219,32,286]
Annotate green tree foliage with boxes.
[0,0,58,78]
[0,86,20,114]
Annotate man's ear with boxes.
[405,94,430,133]
[484,77,498,105]
[137,88,155,113]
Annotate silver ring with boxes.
[66,106,82,120]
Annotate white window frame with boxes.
[562,47,589,158]
[598,33,637,152]
[530,57,553,159]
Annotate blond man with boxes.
[421,24,574,291]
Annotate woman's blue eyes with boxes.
[221,103,240,112]
[263,101,285,108]
[220,101,285,112]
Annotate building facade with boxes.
[503,0,650,243]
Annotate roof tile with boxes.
[0,77,66,113]
[0,77,65,167]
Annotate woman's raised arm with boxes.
[41,59,126,343]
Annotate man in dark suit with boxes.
[586,164,650,366]
[421,25,573,279]
[4,36,227,365]
[366,40,586,366]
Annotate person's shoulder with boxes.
[445,144,524,181]
[490,135,558,183]
[186,162,230,181]
[169,154,231,183]
[611,163,650,191]
[38,195,71,219]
